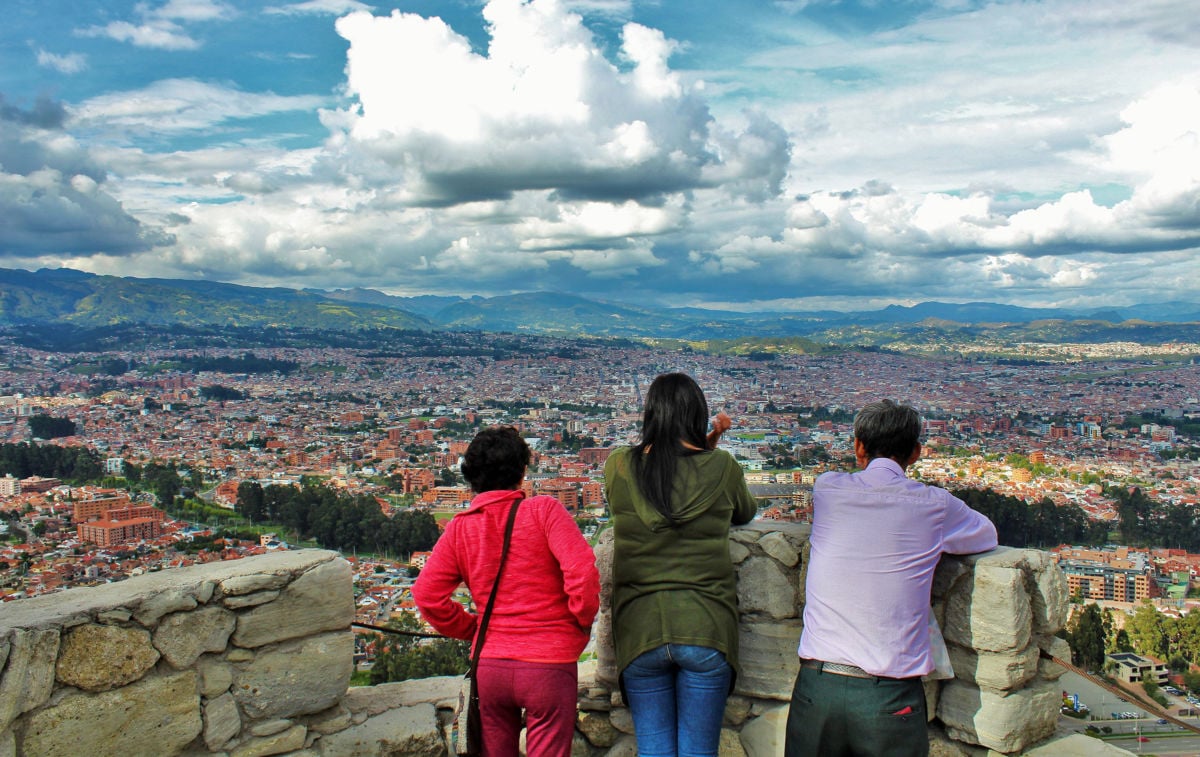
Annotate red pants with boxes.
[476,658,578,757]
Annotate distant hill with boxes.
[0,268,430,331]
[2,267,1199,346]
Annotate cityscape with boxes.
[3,328,1198,604]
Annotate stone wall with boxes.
[0,525,1072,757]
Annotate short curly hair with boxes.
[460,426,531,493]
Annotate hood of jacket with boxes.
[614,447,734,531]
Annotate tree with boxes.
[27,414,76,439]
[368,611,469,685]
[236,481,265,522]
[1068,604,1106,671]
[1184,670,1200,696]
[1127,600,1169,660]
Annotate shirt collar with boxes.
[864,457,906,476]
[466,488,523,512]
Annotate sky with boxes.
[1,0,1198,312]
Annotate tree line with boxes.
[1066,602,1200,696]
[951,488,1109,547]
[0,442,101,482]
[235,480,439,556]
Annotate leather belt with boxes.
[801,658,874,679]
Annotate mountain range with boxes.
[2,267,1199,345]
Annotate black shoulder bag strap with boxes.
[469,494,523,674]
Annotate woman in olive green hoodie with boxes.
[604,372,758,757]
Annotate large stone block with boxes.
[735,619,802,700]
[737,703,788,757]
[56,623,160,692]
[1036,636,1071,682]
[341,675,461,716]
[315,703,442,757]
[231,724,307,757]
[155,605,236,668]
[942,565,1031,653]
[199,654,235,697]
[233,631,353,720]
[19,671,201,756]
[221,572,292,597]
[1025,551,1069,634]
[233,558,354,648]
[735,557,797,620]
[758,532,800,568]
[0,628,58,731]
[204,691,242,751]
[937,677,1059,753]
[946,643,1039,693]
[134,588,199,627]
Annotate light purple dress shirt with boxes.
[798,457,998,678]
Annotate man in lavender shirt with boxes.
[784,400,997,757]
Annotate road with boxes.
[1057,670,1200,755]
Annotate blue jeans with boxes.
[622,644,732,757]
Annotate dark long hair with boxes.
[631,372,709,524]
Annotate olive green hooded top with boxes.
[604,446,758,680]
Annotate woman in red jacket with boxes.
[413,426,600,757]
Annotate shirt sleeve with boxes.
[727,456,758,525]
[941,491,999,555]
[542,499,601,629]
[411,521,478,641]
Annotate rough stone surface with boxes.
[1024,733,1134,756]
[0,550,339,630]
[97,609,132,623]
[937,677,1059,753]
[723,695,752,726]
[728,541,751,564]
[593,532,617,689]
[0,729,12,757]
[227,647,255,662]
[609,707,634,735]
[56,623,158,692]
[307,703,354,735]
[197,579,217,604]
[251,718,294,737]
[204,692,242,751]
[1027,552,1069,633]
[134,587,199,627]
[341,675,460,716]
[0,628,58,731]
[155,605,236,668]
[718,727,747,757]
[738,703,789,757]
[926,724,971,757]
[20,671,200,756]
[736,619,803,700]
[758,532,799,567]
[735,557,796,620]
[946,643,1039,693]
[199,655,235,697]
[942,565,1031,653]
[233,559,353,648]
[578,710,617,747]
[233,631,353,719]
[231,724,307,757]
[223,590,281,609]
[315,703,442,757]
[1037,636,1071,682]
[220,572,291,597]
[602,734,638,757]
